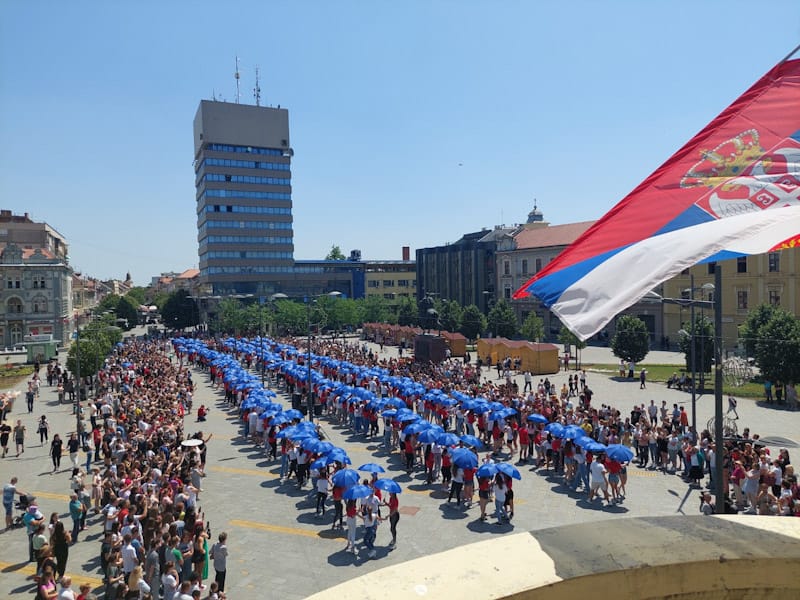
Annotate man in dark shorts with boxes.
[0,419,11,458]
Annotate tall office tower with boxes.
[193,100,294,296]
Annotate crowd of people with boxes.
[5,327,798,596]
[200,332,799,526]
[4,338,227,600]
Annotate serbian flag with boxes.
[514,51,800,341]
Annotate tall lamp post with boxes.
[271,292,341,422]
[73,325,82,436]
[645,288,713,434]
[305,292,342,422]
[645,264,725,514]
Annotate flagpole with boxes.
[778,42,800,64]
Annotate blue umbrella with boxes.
[416,429,440,444]
[544,423,565,437]
[436,432,461,447]
[476,463,498,478]
[584,440,607,453]
[372,479,402,494]
[496,463,522,480]
[357,463,386,474]
[310,457,331,471]
[451,448,478,469]
[284,409,304,420]
[331,469,360,488]
[459,434,484,449]
[342,484,373,500]
[381,409,398,418]
[562,425,587,440]
[527,413,548,424]
[328,451,352,465]
[573,436,596,449]
[605,444,634,463]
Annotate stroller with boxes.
[11,494,36,529]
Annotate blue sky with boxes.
[1,1,797,285]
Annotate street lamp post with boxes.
[645,288,713,434]
[645,271,725,513]
[74,325,82,437]
[304,291,342,422]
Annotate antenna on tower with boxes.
[234,55,241,104]
[254,66,261,106]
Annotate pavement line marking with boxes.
[0,561,104,587]
[209,465,277,478]
[228,519,339,541]
[31,491,71,501]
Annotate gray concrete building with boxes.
[193,100,294,296]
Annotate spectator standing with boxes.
[210,532,228,592]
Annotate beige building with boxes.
[662,248,800,354]
[364,258,416,307]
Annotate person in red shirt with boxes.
[332,485,344,529]
[345,499,358,553]
[462,465,476,507]
[384,492,399,547]
[605,457,623,502]
[518,427,529,463]
[477,475,491,521]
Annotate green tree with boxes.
[360,295,390,324]
[274,300,307,335]
[520,312,544,342]
[67,317,122,377]
[325,245,347,260]
[460,304,486,341]
[125,287,147,306]
[438,300,463,333]
[487,299,518,339]
[610,314,650,364]
[161,290,200,330]
[151,291,170,312]
[739,303,779,359]
[96,293,121,315]
[115,295,139,330]
[395,296,418,327]
[753,308,800,385]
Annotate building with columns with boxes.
[0,211,73,347]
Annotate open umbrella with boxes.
[584,440,607,453]
[605,444,634,463]
[436,432,461,447]
[496,463,521,480]
[328,453,352,466]
[476,463,498,478]
[459,434,484,449]
[372,479,402,494]
[357,463,386,474]
[416,429,440,445]
[562,425,587,440]
[451,448,478,469]
[527,413,548,425]
[342,484,373,500]
[181,439,203,447]
[332,469,360,488]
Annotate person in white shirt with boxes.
[315,471,330,517]
[121,533,139,579]
[588,457,610,502]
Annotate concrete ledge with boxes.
[307,516,800,600]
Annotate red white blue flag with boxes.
[513,54,800,340]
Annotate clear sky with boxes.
[1,1,797,285]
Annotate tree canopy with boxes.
[610,314,650,364]
[460,304,486,341]
[520,312,544,343]
[161,290,200,330]
[487,300,518,339]
[745,305,800,384]
[325,245,347,260]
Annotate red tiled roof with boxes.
[22,247,56,259]
[513,221,596,250]
[177,268,200,279]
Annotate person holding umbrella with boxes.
[492,474,508,523]
[344,499,358,554]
